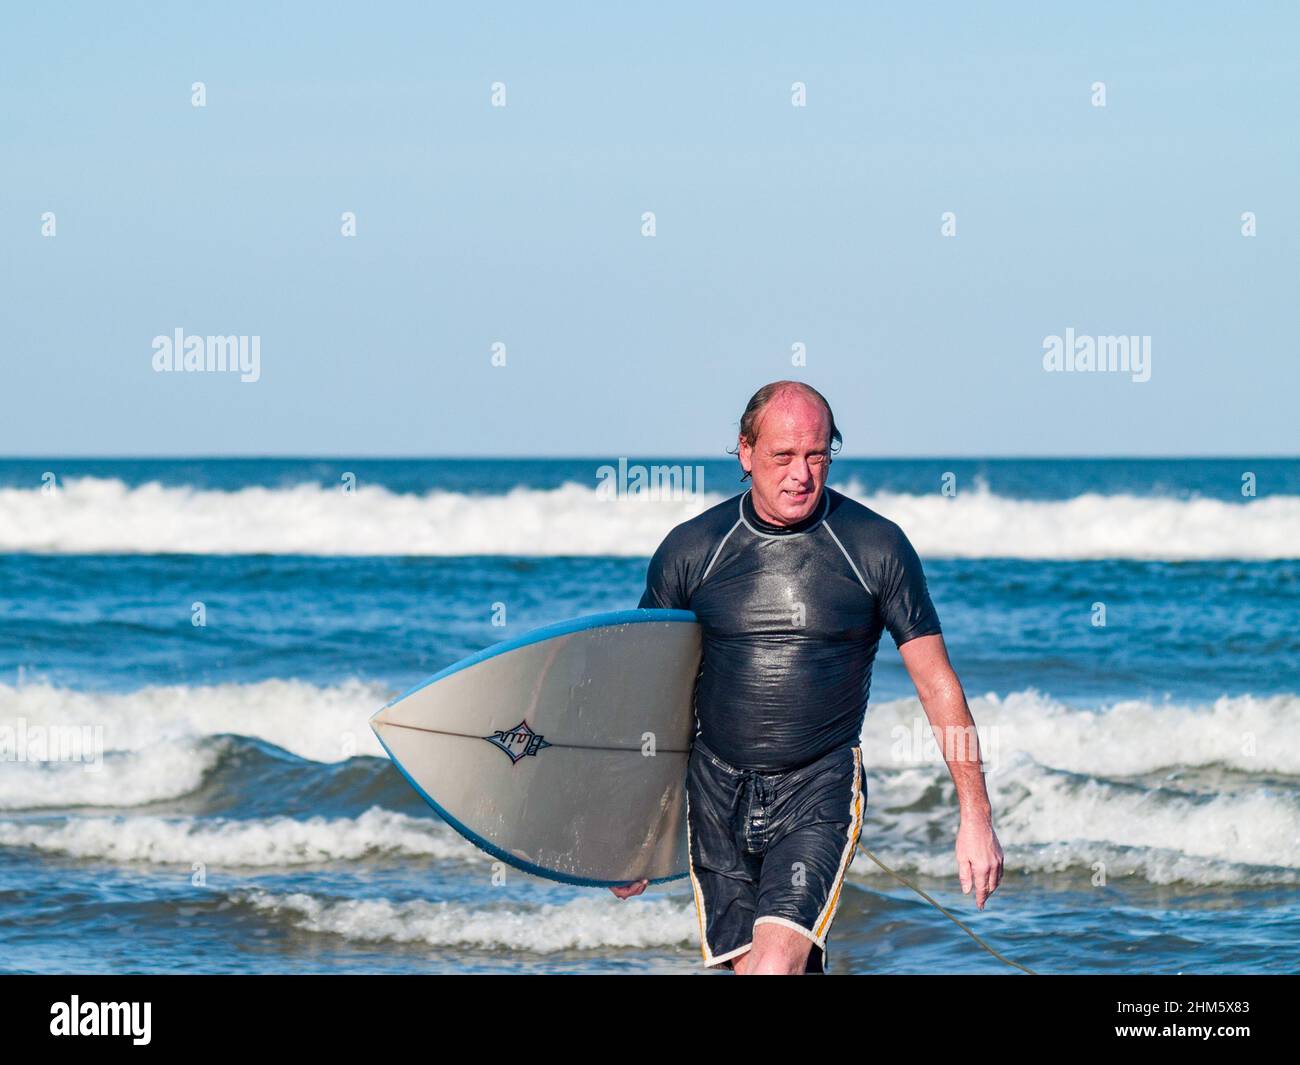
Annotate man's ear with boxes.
[737,435,752,474]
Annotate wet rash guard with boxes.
[638,486,942,772]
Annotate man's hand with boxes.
[956,819,1003,909]
[609,879,648,899]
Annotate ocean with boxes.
[0,457,1296,974]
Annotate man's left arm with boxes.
[898,633,1004,909]
[871,522,1003,909]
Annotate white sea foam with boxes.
[3,681,1298,882]
[2,477,1294,558]
[856,691,1300,884]
[0,678,387,809]
[854,758,1300,886]
[0,678,388,763]
[851,841,1300,887]
[0,806,475,865]
[234,890,698,951]
[0,738,223,810]
[5,681,1296,782]
[864,689,1300,777]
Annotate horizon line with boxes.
[0,453,1295,462]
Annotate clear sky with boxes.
[1,1,1295,457]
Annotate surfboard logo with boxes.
[484,720,552,764]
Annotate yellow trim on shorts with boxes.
[684,789,710,961]
[813,746,864,941]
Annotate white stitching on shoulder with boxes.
[823,520,873,596]
[699,518,743,585]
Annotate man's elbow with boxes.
[916,671,962,707]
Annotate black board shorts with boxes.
[684,735,865,973]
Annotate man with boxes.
[611,381,1003,975]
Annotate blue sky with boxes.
[1,1,1295,457]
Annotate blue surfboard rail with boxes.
[374,607,698,712]
[371,608,700,889]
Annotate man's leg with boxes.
[685,741,761,968]
[739,745,864,975]
[732,920,813,975]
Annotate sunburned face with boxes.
[738,391,831,525]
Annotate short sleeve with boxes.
[877,527,942,647]
[638,535,690,610]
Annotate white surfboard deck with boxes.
[370,609,702,886]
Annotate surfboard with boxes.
[370,609,702,887]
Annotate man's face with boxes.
[738,393,831,525]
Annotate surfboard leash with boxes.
[859,847,1040,975]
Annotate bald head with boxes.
[737,380,841,455]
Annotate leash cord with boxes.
[859,846,1040,975]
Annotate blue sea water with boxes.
[0,458,1296,974]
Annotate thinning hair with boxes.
[729,380,842,479]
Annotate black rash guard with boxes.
[638,486,942,772]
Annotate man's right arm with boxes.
[637,530,692,611]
